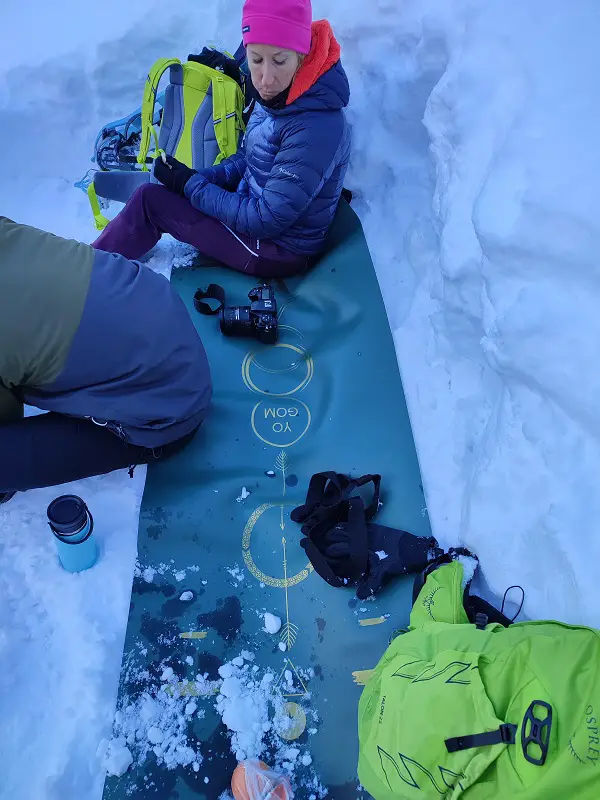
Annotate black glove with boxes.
[292,472,442,599]
[153,155,196,196]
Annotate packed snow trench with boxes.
[2,0,600,796]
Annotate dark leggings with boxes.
[0,413,196,493]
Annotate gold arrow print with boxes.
[275,450,290,530]
[280,537,299,651]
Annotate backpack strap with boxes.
[291,471,350,525]
[86,182,111,231]
[138,58,183,171]
[294,472,378,587]
[211,72,245,164]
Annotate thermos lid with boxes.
[47,495,89,535]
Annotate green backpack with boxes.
[89,54,246,230]
[358,561,600,798]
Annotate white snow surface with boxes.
[2,0,600,797]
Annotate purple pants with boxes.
[92,183,310,278]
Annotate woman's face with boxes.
[247,44,301,100]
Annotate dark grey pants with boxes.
[0,412,196,493]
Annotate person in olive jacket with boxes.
[0,216,211,503]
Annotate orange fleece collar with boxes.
[287,20,341,106]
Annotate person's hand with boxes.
[153,154,197,195]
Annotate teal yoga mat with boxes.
[103,201,432,800]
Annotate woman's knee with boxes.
[132,181,169,208]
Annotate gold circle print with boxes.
[242,343,314,397]
[278,703,307,741]
[251,399,311,449]
[242,503,313,588]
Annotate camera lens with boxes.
[219,305,252,337]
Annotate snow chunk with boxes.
[236,487,251,503]
[142,567,155,583]
[179,591,193,601]
[457,554,478,588]
[219,664,235,679]
[103,737,133,777]
[264,613,282,634]
[375,550,388,561]
[147,726,164,745]
[227,565,245,584]
[111,671,215,773]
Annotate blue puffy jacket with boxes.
[184,57,351,257]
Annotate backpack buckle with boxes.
[475,612,488,630]
[521,701,552,766]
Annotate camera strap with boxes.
[193,284,226,316]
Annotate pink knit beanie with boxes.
[242,0,313,55]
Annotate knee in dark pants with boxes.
[147,425,201,463]
[132,181,170,208]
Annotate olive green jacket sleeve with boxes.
[0,217,93,399]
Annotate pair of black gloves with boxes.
[153,154,202,196]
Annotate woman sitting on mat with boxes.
[0,216,211,503]
[92,0,351,279]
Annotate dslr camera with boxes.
[219,283,278,345]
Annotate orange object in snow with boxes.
[231,760,293,800]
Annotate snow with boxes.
[227,564,246,585]
[457,554,479,589]
[375,550,388,561]
[102,738,133,778]
[236,486,251,503]
[3,0,600,796]
[110,682,206,771]
[179,590,194,601]
[214,654,320,788]
[264,612,283,634]
[0,472,144,799]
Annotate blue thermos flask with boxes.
[47,495,98,573]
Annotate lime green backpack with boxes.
[89,55,245,230]
[358,561,600,799]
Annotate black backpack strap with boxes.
[464,593,513,628]
[350,473,381,520]
[300,533,346,588]
[294,472,384,589]
[446,724,517,754]
[345,496,370,575]
[291,472,352,525]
